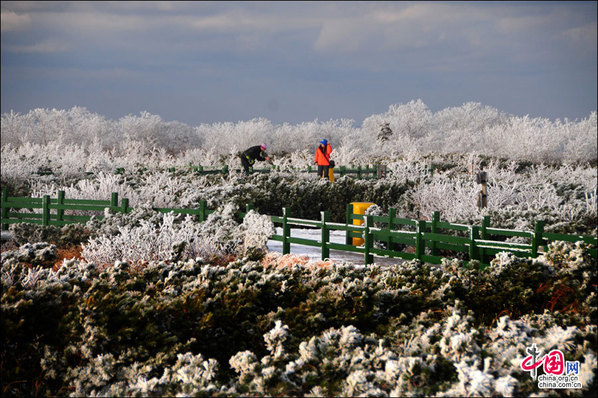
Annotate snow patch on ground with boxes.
[267,227,402,266]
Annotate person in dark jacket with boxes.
[240,143,271,174]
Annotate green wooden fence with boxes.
[0,189,218,229]
[2,189,595,266]
[268,205,596,266]
[185,163,432,180]
[170,164,386,179]
[126,164,388,179]
[32,163,436,181]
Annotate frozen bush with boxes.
[1,241,596,396]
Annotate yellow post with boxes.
[328,166,335,182]
[351,202,375,245]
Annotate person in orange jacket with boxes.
[314,139,332,180]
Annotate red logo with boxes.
[521,344,566,380]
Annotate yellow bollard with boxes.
[329,166,335,182]
[351,202,375,245]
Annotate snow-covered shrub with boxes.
[239,210,276,256]
[1,142,55,188]
[81,205,246,266]
[3,240,595,396]
[7,222,90,248]
[1,242,56,267]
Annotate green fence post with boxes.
[364,215,374,265]
[469,226,480,262]
[532,220,545,257]
[373,164,378,180]
[282,207,291,255]
[416,220,425,260]
[245,203,254,216]
[481,215,490,265]
[42,195,50,226]
[1,188,8,230]
[430,211,440,257]
[321,211,330,261]
[121,198,130,214]
[198,200,207,222]
[357,165,362,180]
[57,190,65,224]
[345,203,354,245]
[222,165,229,175]
[387,208,396,250]
[111,192,119,211]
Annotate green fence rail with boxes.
[181,163,433,180]
[56,164,395,180]
[174,164,386,179]
[2,189,596,266]
[268,205,596,266]
[0,189,224,229]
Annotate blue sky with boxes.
[1,1,596,125]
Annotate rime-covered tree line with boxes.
[2,100,596,165]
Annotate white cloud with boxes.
[188,7,319,34]
[0,10,32,32]
[561,22,597,50]
[5,65,147,81]
[45,11,151,33]
[312,3,494,54]
[191,13,240,31]
[5,38,68,53]
[496,13,554,36]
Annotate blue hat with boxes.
[320,139,328,145]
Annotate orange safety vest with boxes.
[315,144,332,166]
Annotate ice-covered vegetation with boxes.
[1,237,596,396]
[1,100,596,168]
[1,101,596,230]
[3,154,596,236]
[1,101,597,396]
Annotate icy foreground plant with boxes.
[2,240,596,396]
[80,205,274,266]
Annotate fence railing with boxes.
[2,189,596,266]
[269,205,596,266]
[166,164,385,180]
[0,189,224,229]
[62,164,396,180]
[176,163,433,180]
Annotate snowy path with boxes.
[267,227,404,266]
